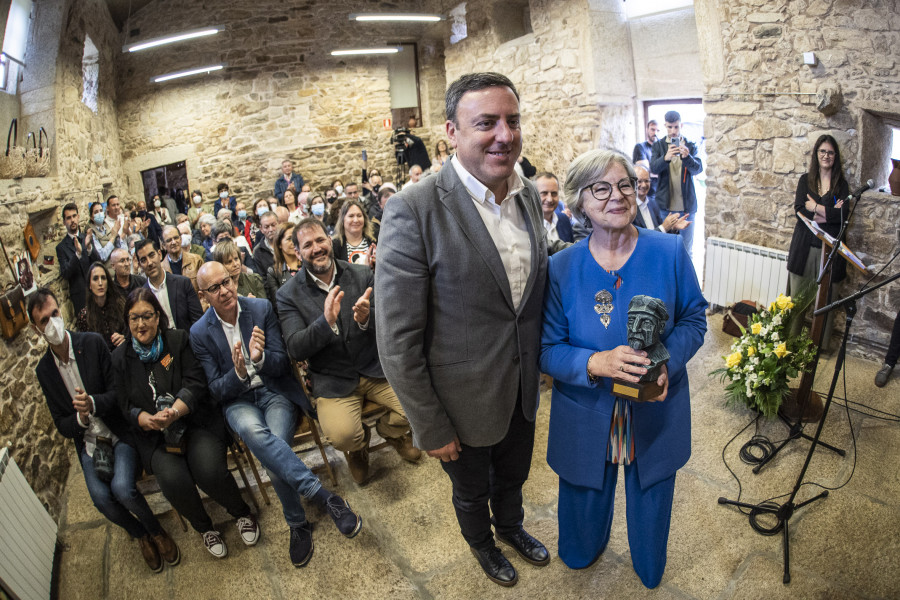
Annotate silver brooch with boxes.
[594,289,613,328]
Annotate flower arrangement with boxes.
[712,294,817,417]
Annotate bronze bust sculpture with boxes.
[626,295,670,383]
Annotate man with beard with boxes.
[276,218,419,485]
[633,120,660,202]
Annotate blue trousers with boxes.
[80,443,162,539]
[666,210,696,258]
[224,388,322,528]
[557,462,675,589]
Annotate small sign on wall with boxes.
[383,119,392,129]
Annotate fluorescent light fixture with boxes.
[330,47,402,56]
[152,64,224,83]
[124,26,222,53]
[349,13,443,22]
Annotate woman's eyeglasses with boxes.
[585,178,637,201]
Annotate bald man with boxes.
[190,262,361,568]
[633,165,690,234]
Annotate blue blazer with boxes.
[190,296,312,414]
[144,272,203,332]
[539,228,707,491]
[555,214,575,243]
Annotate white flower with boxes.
[772,315,782,326]
[771,332,779,341]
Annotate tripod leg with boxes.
[797,433,845,456]
[782,517,791,584]
[794,490,828,510]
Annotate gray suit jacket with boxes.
[375,163,559,451]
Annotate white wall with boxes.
[629,6,704,101]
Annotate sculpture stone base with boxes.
[611,379,664,402]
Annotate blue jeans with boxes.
[667,211,696,258]
[224,388,322,527]
[80,443,162,539]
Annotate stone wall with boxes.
[0,0,124,519]
[115,0,448,200]
[443,0,634,181]
[697,0,900,351]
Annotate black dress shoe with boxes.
[496,528,550,566]
[470,546,518,587]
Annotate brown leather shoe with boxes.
[139,534,162,573]
[345,427,370,484]
[152,530,181,566]
[385,433,422,462]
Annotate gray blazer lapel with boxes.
[436,167,515,311]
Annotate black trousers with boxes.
[440,396,535,550]
[150,426,250,533]
[886,310,900,367]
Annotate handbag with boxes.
[0,119,26,179]
[722,300,760,337]
[24,127,51,177]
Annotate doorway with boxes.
[643,99,707,281]
[140,160,189,211]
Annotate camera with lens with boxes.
[156,392,187,454]
[391,127,410,165]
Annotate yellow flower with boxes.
[769,302,776,312]
[725,351,743,368]
[776,294,793,311]
[746,346,756,356]
[773,342,790,359]
[751,322,762,335]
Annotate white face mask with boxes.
[219,191,228,199]
[180,233,192,247]
[334,185,343,195]
[154,200,162,208]
[269,203,278,211]
[42,315,66,346]
[193,196,202,204]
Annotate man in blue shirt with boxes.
[274,160,305,203]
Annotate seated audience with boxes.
[214,182,237,218]
[75,262,127,350]
[264,223,300,304]
[190,262,360,566]
[135,238,203,331]
[277,218,420,484]
[535,173,574,243]
[252,210,280,277]
[161,225,203,295]
[109,248,146,296]
[332,199,376,267]
[113,288,259,558]
[212,219,257,273]
[213,239,267,300]
[87,201,119,262]
[193,214,216,257]
[275,159,305,202]
[30,288,179,572]
[57,202,100,314]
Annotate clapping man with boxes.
[56,203,100,313]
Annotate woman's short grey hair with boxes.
[198,214,216,228]
[563,149,636,220]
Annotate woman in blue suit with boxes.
[540,149,707,588]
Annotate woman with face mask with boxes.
[188,191,206,227]
[248,197,272,248]
[152,195,174,226]
[214,183,236,218]
[306,194,333,236]
[87,201,118,262]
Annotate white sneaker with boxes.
[236,515,260,546]
[202,530,227,558]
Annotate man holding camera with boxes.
[649,110,703,257]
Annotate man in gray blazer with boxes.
[376,72,566,587]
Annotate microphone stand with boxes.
[751,185,866,474]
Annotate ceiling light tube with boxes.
[349,13,443,22]
[330,47,402,56]
[152,64,225,83]
[124,26,223,53]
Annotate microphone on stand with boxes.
[845,179,875,201]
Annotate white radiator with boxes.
[704,237,789,309]
[0,447,58,600]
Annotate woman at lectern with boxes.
[539,149,707,588]
[786,134,850,348]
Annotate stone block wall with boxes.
[0,0,125,519]
[115,0,447,200]
[443,0,634,182]
[698,0,900,352]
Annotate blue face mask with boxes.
[256,206,269,217]
[237,210,247,220]
[93,212,105,225]
[311,203,325,217]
